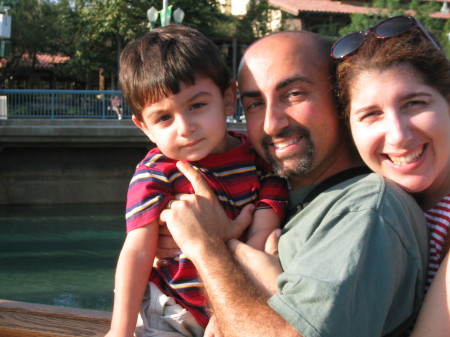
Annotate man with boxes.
[160,31,428,337]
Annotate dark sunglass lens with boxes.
[332,32,365,59]
[375,16,412,38]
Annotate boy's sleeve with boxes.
[254,154,288,219]
[125,162,175,233]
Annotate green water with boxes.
[0,203,126,311]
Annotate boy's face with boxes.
[133,77,236,161]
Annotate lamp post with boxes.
[147,1,184,30]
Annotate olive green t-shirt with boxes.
[269,173,428,337]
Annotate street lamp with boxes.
[147,1,185,30]
[147,7,159,30]
[173,7,185,24]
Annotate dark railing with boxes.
[0,90,132,119]
[0,89,245,122]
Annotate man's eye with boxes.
[287,90,306,100]
[244,101,263,112]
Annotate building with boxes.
[0,53,72,89]
[268,0,450,36]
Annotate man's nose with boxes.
[264,103,289,136]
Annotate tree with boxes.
[339,0,446,55]
[237,0,277,44]
[0,0,62,85]
[55,0,231,89]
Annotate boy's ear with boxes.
[132,115,156,143]
[224,80,238,117]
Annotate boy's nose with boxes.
[177,115,196,136]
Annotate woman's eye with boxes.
[360,110,382,121]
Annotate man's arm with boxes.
[160,161,301,337]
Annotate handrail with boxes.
[0,299,111,337]
[0,89,245,122]
[0,89,131,119]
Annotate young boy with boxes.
[106,25,287,337]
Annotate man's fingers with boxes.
[176,161,215,198]
[228,238,256,258]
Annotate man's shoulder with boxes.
[296,171,423,223]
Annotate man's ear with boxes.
[224,80,238,117]
[132,115,156,143]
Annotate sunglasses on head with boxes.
[330,15,441,61]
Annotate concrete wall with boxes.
[0,119,247,205]
[0,119,151,205]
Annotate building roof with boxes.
[268,0,375,15]
[269,0,450,19]
[23,54,70,69]
[0,53,70,69]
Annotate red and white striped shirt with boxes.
[424,193,450,288]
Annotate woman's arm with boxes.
[410,252,450,337]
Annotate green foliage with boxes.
[338,0,447,56]
[236,0,277,44]
[1,0,235,89]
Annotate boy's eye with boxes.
[157,114,172,123]
[403,100,426,109]
[190,102,206,110]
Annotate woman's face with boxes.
[349,63,450,196]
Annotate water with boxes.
[0,203,126,311]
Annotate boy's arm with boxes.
[245,208,281,251]
[106,221,158,337]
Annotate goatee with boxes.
[262,125,314,179]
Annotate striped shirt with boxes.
[424,193,450,288]
[125,131,288,326]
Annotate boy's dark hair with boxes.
[119,25,231,118]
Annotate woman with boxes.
[332,15,450,336]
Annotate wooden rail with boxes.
[0,300,111,337]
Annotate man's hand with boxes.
[228,229,282,295]
[160,161,253,258]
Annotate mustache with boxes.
[261,125,310,147]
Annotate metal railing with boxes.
[0,89,132,119]
[0,89,246,122]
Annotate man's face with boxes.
[238,35,342,187]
